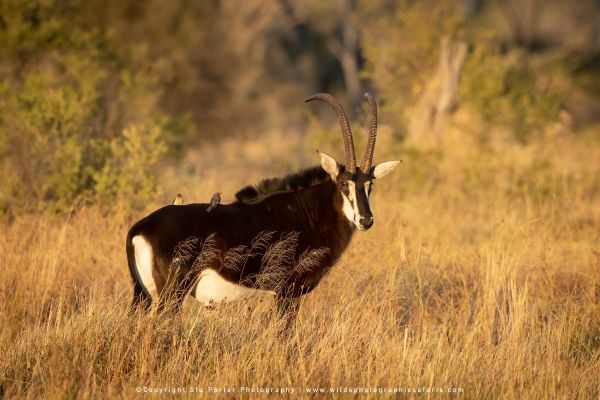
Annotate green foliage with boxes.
[0,0,596,217]
[0,71,99,212]
[93,126,166,208]
[0,67,168,212]
[461,43,561,142]
[359,0,466,135]
[359,1,564,143]
[0,0,181,215]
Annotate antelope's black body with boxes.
[127,167,354,312]
[126,92,399,326]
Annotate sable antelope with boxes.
[126,93,399,322]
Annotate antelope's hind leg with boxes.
[130,278,151,313]
[155,259,199,314]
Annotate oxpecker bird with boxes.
[206,192,221,213]
[172,194,184,205]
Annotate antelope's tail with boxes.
[126,230,152,312]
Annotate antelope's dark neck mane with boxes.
[235,166,331,204]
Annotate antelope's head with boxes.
[306,93,399,231]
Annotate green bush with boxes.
[359,0,466,137]
[0,69,167,213]
[359,1,562,143]
[93,125,166,208]
[0,0,173,215]
[460,42,561,142]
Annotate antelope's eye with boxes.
[340,181,350,194]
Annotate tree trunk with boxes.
[408,37,467,143]
[328,0,361,102]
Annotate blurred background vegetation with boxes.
[1,0,599,215]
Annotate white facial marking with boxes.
[364,182,371,206]
[192,269,275,306]
[341,192,354,223]
[341,181,363,228]
[132,235,157,295]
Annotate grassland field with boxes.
[1,126,599,399]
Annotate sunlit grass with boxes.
[1,131,599,399]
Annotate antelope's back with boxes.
[127,202,256,255]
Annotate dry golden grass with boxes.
[1,129,599,399]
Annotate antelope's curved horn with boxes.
[361,92,378,173]
[305,93,357,171]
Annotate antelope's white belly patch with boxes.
[132,235,157,294]
[191,269,275,306]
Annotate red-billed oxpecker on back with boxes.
[126,93,400,324]
[172,194,184,205]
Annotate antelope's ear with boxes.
[372,161,400,179]
[318,151,340,180]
